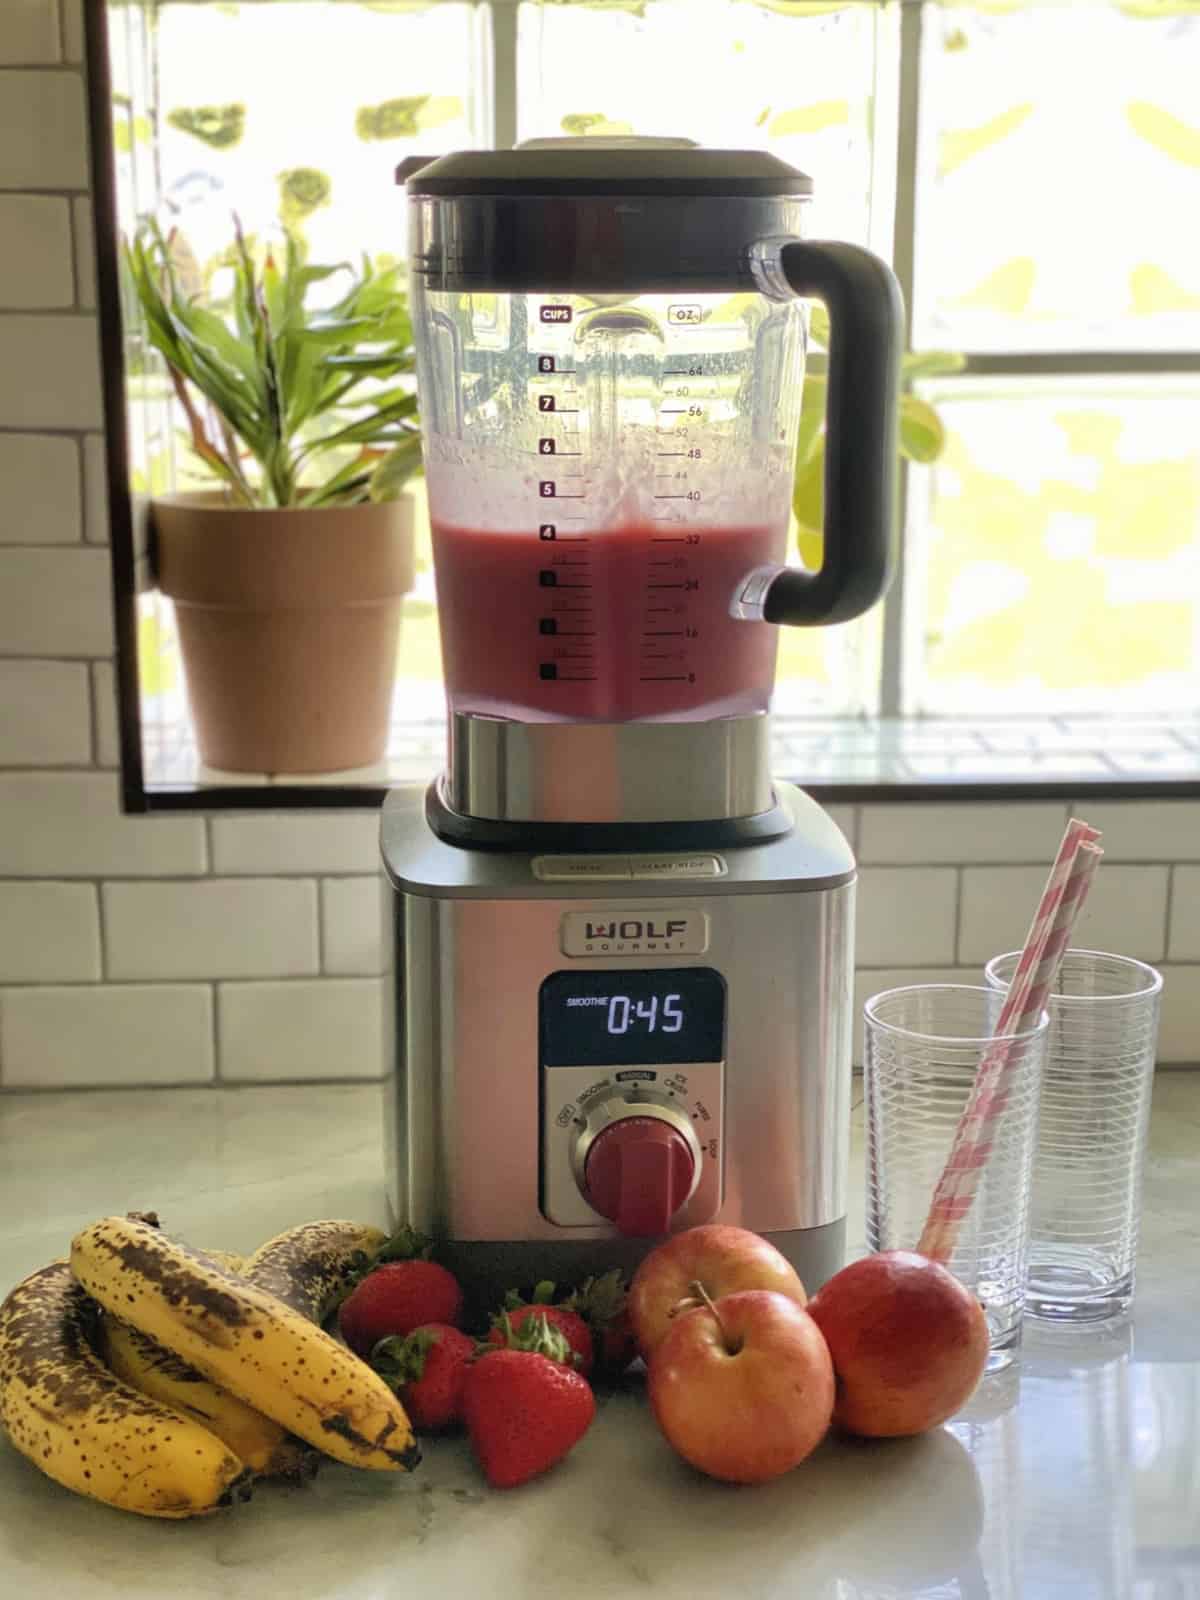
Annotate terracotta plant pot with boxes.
[153,492,416,775]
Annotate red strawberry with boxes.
[463,1330,596,1489]
[561,1271,636,1378]
[339,1256,464,1358]
[487,1304,594,1376]
[372,1323,475,1431]
[595,1307,638,1377]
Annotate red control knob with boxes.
[584,1115,697,1238]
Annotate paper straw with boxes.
[916,820,1103,1263]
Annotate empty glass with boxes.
[864,985,1049,1368]
[985,949,1162,1322]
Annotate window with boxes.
[99,0,1200,803]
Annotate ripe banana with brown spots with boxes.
[201,1249,246,1274]
[99,1315,309,1478]
[242,1220,386,1323]
[0,1260,248,1519]
[71,1215,419,1472]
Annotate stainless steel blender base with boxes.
[446,711,774,825]
[381,780,855,1312]
[382,1209,847,1324]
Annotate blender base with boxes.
[382,1214,846,1323]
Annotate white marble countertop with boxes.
[1,1077,1198,1599]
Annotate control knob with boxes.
[579,1104,701,1237]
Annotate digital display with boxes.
[540,968,726,1068]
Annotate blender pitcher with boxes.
[402,137,902,725]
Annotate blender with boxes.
[382,138,902,1303]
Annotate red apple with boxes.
[648,1289,834,1484]
[629,1224,807,1359]
[806,1250,989,1438]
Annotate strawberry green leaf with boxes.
[489,1311,577,1368]
[374,1223,436,1265]
[371,1327,439,1387]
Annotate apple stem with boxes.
[687,1279,740,1356]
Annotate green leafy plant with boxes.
[792,304,964,563]
[277,168,333,230]
[165,103,246,150]
[124,221,422,509]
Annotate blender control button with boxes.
[533,855,632,881]
[583,1116,696,1238]
[627,855,725,880]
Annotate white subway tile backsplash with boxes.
[0,71,87,188]
[0,1,61,65]
[0,434,81,543]
[0,659,89,764]
[72,195,95,309]
[0,547,112,656]
[0,881,98,981]
[0,196,73,308]
[1158,967,1200,1065]
[218,978,384,1082]
[1169,867,1200,962]
[1075,801,1200,863]
[959,863,1169,966]
[103,879,319,981]
[858,803,1068,865]
[91,659,118,768]
[211,813,380,875]
[321,877,385,976]
[0,317,102,430]
[1,984,214,1087]
[83,434,109,544]
[851,967,977,1066]
[855,866,958,967]
[0,773,206,876]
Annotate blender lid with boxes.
[401,136,814,198]
[401,138,814,292]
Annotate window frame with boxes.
[87,0,1200,813]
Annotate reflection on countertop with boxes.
[0,1077,1197,1599]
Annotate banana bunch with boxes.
[0,1216,414,1519]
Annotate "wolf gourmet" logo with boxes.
[585,918,687,942]
[560,910,709,957]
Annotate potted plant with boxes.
[125,222,424,774]
[792,304,963,571]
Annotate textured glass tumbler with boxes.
[985,949,1162,1322]
[865,986,1048,1369]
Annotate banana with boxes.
[242,1221,386,1323]
[0,1261,248,1519]
[202,1250,246,1274]
[71,1216,419,1473]
[99,1316,309,1479]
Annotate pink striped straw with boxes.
[917,819,1103,1263]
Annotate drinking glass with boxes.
[984,949,1162,1321]
[864,985,1049,1368]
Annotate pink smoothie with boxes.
[431,520,784,721]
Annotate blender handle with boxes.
[763,240,904,627]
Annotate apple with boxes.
[629,1224,807,1359]
[806,1250,989,1438]
[647,1288,834,1484]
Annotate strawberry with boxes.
[338,1228,464,1358]
[495,1270,634,1380]
[463,1316,596,1489]
[487,1303,593,1376]
[561,1271,637,1378]
[594,1307,638,1376]
[372,1323,475,1431]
